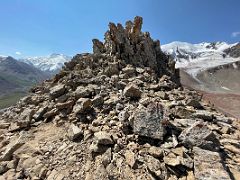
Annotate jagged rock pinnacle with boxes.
[92,16,179,83]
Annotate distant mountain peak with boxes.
[162,41,240,79]
[20,54,72,73]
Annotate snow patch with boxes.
[221,86,231,91]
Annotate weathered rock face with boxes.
[0,17,239,180]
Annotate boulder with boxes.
[49,84,66,99]
[72,98,92,114]
[10,108,35,131]
[118,110,130,122]
[123,84,141,99]
[74,86,92,98]
[133,102,167,140]
[186,99,202,109]
[178,121,218,150]
[148,146,163,158]
[33,107,48,121]
[92,95,104,107]
[104,62,119,76]
[122,65,136,77]
[67,124,83,141]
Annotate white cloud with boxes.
[15,51,22,55]
[231,32,240,38]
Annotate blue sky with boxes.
[0,0,240,58]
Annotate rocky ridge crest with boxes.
[0,17,239,179]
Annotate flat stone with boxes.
[55,100,75,110]
[224,144,240,154]
[193,147,231,180]
[155,91,169,100]
[173,107,193,118]
[173,118,196,128]
[133,102,166,140]
[43,108,58,118]
[122,65,136,77]
[148,146,163,158]
[163,152,181,166]
[192,110,214,121]
[178,121,218,150]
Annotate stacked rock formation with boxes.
[0,17,239,180]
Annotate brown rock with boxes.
[123,84,141,99]
[72,98,92,114]
[124,150,136,168]
[94,131,113,145]
[0,137,24,162]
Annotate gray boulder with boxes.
[178,121,218,150]
[133,102,167,140]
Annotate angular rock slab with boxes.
[133,102,167,140]
[193,147,231,180]
[178,121,218,150]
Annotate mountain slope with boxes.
[163,42,240,119]
[0,17,239,179]
[20,53,71,73]
[0,56,50,95]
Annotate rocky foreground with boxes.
[0,17,240,180]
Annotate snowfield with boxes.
[162,41,240,80]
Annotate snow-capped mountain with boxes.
[162,41,240,78]
[20,53,72,73]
